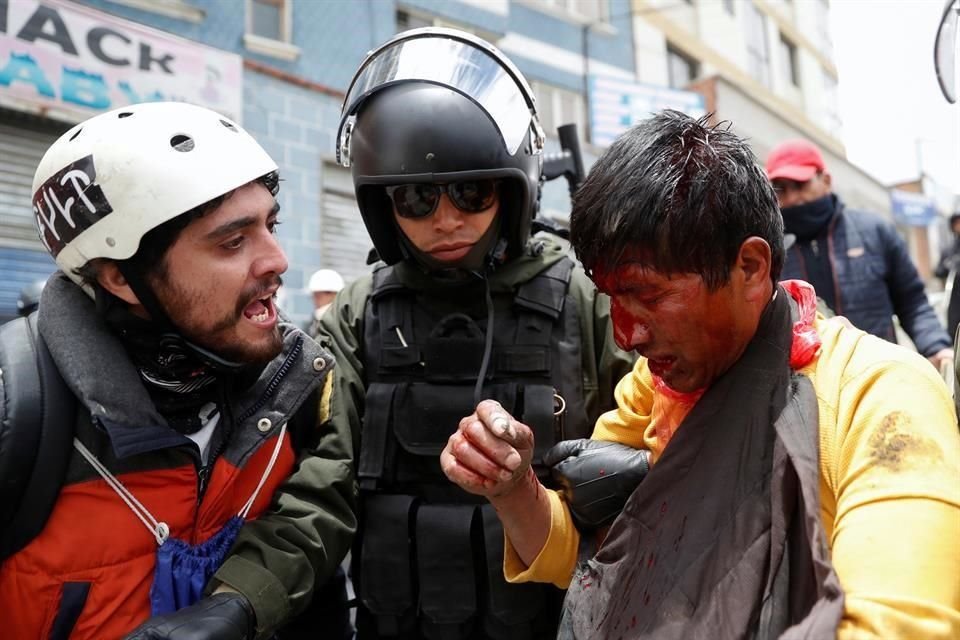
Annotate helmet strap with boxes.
[395,212,504,275]
[115,263,246,374]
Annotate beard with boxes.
[153,273,285,366]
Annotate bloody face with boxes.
[593,260,754,393]
[150,182,288,365]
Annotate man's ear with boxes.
[736,237,772,302]
[821,171,833,191]
[96,262,141,306]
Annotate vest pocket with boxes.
[359,495,416,636]
[392,383,518,456]
[49,581,90,640]
[415,503,478,636]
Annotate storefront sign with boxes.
[0,0,242,121]
[890,189,939,227]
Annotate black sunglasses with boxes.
[385,180,499,219]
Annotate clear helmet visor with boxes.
[338,28,543,163]
[935,0,959,103]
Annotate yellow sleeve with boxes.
[503,489,580,588]
[816,335,960,639]
[503,358,656,588]
[593,357,656,450]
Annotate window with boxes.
[779,35,799,87]
[531,81,586,138]
[244,0,298,60]
[395,8,496,40]
[397,9,433,32]
[744,1,771,87]
[821,69,842,137]
[723,0,736,16]
[667,45,699,89]
[250,0,287,41]
[530,0,609,24]
[814,0,832,56]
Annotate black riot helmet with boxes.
[337,28,546,266]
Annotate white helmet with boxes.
[31,101,278,288]
[308,269,345,293]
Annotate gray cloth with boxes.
[559,287,844,640]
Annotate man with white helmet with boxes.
[0,102,355,639]
[305,268,345,338]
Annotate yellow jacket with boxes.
[506,315,960,639]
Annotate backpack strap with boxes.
[0,313,76,561]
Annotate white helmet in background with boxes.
[31,101,278,289]
[308,269,345,293]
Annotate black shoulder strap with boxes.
[0,313,76,561]
[514,257,574,321]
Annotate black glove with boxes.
[124,592,255,640]
[544,438,650,530]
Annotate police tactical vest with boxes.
[356,257,588,639]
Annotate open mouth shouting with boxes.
[242,292,278,328]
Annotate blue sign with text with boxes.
[890,190,938,227]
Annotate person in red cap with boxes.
[766,138,953,371]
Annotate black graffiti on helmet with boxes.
[33,155,114,258]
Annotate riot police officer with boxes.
[318,28,633,640]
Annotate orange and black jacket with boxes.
[0,274,356,639]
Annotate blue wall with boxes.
[66,0,637,322]
[78,0,395,93]
[242,69,344,319]
[79,0,635,95]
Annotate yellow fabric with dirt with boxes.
[504,314,960,639]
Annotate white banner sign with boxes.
[589,75,705,148]
[0,0,242,122]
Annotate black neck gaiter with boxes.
[102,298,224,434]
[781,194,836,241]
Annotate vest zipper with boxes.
[196,385,233,507]
[826,214,842,315]
[196,336,303,505]
[235,336,304,423]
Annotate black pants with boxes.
[275,566,353,640]
[353,591,564,640]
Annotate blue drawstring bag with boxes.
[72,423,287,617]
[149,515,244,615]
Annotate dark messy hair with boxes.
[75,171,280,287]
[570,111,783,290]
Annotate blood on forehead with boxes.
[591,258,662,295]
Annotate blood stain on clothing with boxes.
[868,411,943,471]
[673,514,688,551]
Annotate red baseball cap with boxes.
[765,139,826,182]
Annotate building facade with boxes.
[628,0,891,216]
[0,0,639,322]
[1,0,913,324]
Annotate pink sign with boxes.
[0,0,242,122]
